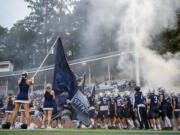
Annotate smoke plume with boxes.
[84,0,180,92]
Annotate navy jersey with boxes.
[17,79,29,101]
[88,96,95,107]
[143,96,146,105]
[6,97,14,110]
[147,93,153,99]
[43,90,53,108]
[99,97,109,111]
[99,97,109,106]
[134,91,145,108]
[172,96,180,109]
[0,99,3,108]
[159,91,169,104]
[124,96,132,104]
[110,97,115,111]
[115,96,124,108]
[148,94,159,109]
[44,91,53,101]
[7,97,13,107]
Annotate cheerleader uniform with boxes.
[5,97,14,113]
[43,91,53,110]
[15,79,29,103]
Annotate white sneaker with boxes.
[47,126,52,129]
[58,124,63,128]
[10,126,15,130]
[153,127,157,131]
[41,125,45,129]
[27,126,34,130]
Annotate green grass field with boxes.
[0,129,180,135]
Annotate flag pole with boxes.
[32,37,58,78]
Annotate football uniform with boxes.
[124,96,133,118]
[172,96,180,118]
[148,94,159,119]
[98,97,109,120]
[115,96,124,119]
[88,96,95,119]
[134,91,149,129]
[109,97,115,119]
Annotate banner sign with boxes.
[71,90,90,126]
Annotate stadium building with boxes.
[0,51,136,96]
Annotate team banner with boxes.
[52,38,78,113]
[71,90,90,126]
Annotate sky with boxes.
[0,0,30,29]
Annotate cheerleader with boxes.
[10,71,34,129]
[42,84,55,129]
[4,92,15,124]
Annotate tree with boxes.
[152,13,180,54]
[0,25,8,61]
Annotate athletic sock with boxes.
[135,119,140,127]
[165,116,172,127]
[127,120,134,128]
[165,120,168,128]
[153,125,157,130]
[151,125,154,129]
[105,124,108,129]
[90,119,94,125]
[178,125,180,130]
[118,123,121,129]
[157,124,161,130]
[124,125,127,129]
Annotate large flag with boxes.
[52,38,78,112]
[52,38,90,126]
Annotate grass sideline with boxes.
[0,129,180,135]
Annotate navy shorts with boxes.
[124,107,133,118]
[117,111,124,120]
[109,110,115,119]
[149,110,159,119]
[89,109,95,118]
[98,111,109,120]
[175,111,180,118]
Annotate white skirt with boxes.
[5,110,13,113]
[15,100,29,104]
[43,108,53,111]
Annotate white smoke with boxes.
[85,0,180,92]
